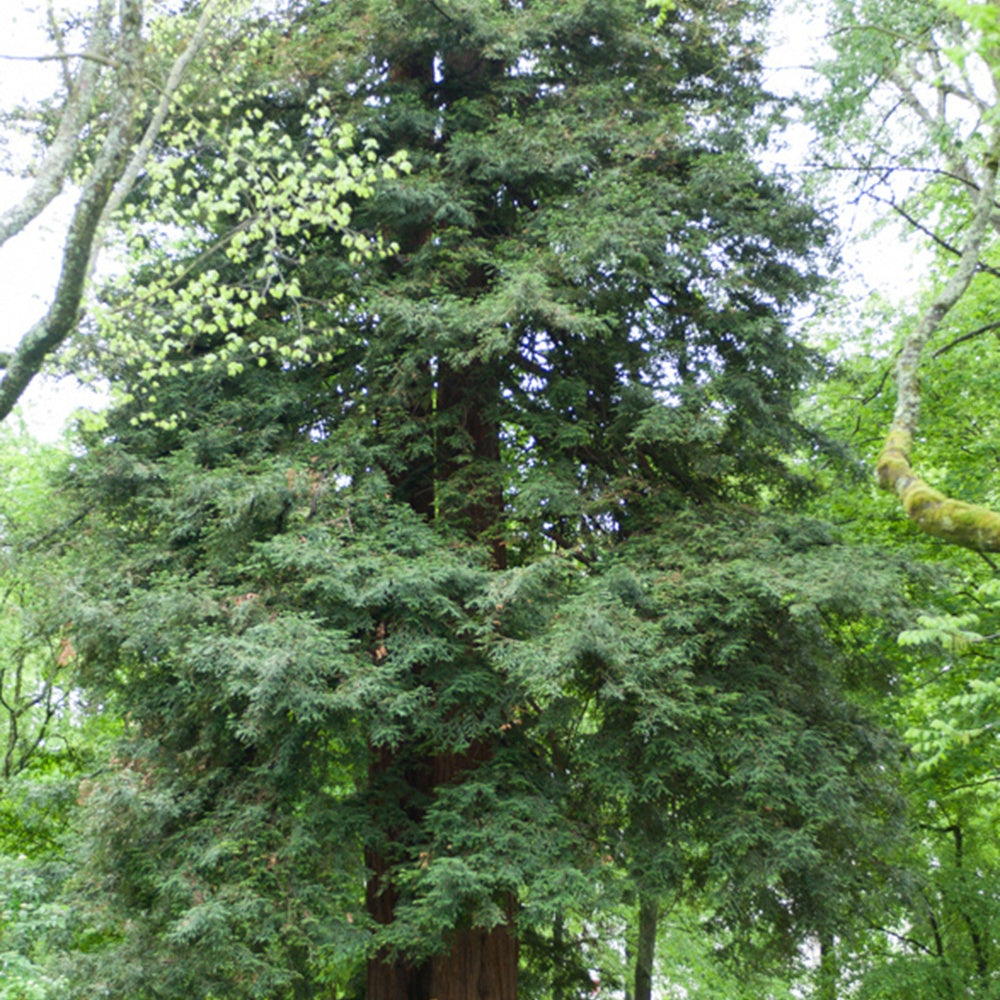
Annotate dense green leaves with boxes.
[0,0,958,997]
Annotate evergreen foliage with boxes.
[14,0,923,996]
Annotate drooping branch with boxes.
[875,146,1000,551]
[0,0,224,421]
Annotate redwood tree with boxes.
[53,1,912,997]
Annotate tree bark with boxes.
[365,744,518,1000]
[633,894,658,1000]
[0,0,114,247]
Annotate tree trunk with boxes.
[428,925,518,1000]
[365,33,513,999]
[633,894,658,1000]
[366,743,517,1000]
[817,933,837,1000]
[366,903,517,1000]
[553,913,566,1000]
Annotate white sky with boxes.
[764,0,924,308]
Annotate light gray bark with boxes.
[0,0,145,422]
[96,0,224,242]
[0,0,224,422]
[0,0,115,248]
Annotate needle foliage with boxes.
[40,0,918,995]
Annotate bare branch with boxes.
[889,68,981,198]
[932,320,1000,358]
[46,0,76,94]
[867,191,1000,280]
[0,0,115,248]
[0,51,116,65]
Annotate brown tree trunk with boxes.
[366,742,518,1000]
[366,841,518,1000]
[365,34,513,999]
[428,924,518,1000]
[633,894,658,1000]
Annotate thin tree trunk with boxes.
[817,933,837,1000]
[634,894,658,1000]
[553,913,566,1000]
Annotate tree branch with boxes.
[95,0,224,241]
[875,142,1000,551]
[0,0,114,248]
[0,51,119,66]
[0,0,224,421]
[867,192,1000,280]
[932,320,1000,358]
[0,0,145,422]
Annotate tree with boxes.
[46,0,917,996]
[813,0,1000,551]
[0,0,231,423]
[0,425,117,1000]
[794,5,1000,988]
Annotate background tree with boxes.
[795,1,1000,991]
[0,425,117,1000]
[0,0,230,421]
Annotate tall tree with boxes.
[52,0,914,996]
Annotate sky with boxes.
[764,0,924,307]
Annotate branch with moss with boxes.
[875,145,1000,550]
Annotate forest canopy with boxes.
[0,1,999,999]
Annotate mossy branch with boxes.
[876,144,1000,551]
[877,428,1000,550]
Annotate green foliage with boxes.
[90,85,407,427]
[0,0,928,996]
[0,428,121,1000]
[799,0,1000,985]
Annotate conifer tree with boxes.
[56,1,912,997]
